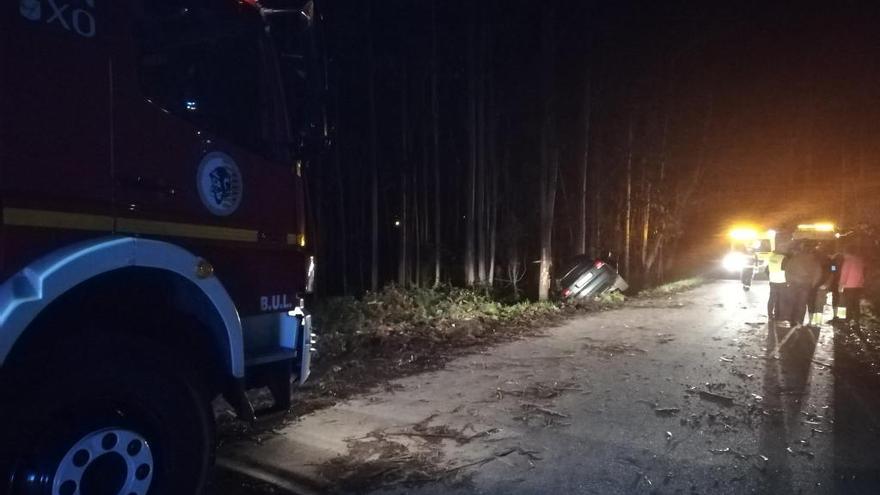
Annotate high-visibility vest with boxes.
[768,253,786,284]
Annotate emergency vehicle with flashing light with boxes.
[721,226,776,275]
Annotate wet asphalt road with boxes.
[217,280,880,494]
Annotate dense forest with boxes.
[304,1,880,299]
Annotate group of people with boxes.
[766,242,866,329]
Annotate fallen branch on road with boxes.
[654,407,681,416]
[687,388,736,407]
[441,447,543,474]
[385,427,500,445]
[520,402,570,418]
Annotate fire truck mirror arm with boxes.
[0,236,245,378]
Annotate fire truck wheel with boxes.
[1,333,214,495]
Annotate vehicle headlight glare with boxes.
[722,252,745,272]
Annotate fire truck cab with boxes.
[0,0,319,493]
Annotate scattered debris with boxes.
[385,426,500,446]
[582,342,646,356]
[520,402,569,418]
[654,407,682,416]
[689,388,736,407]
[719,356,734,363]
[786,447,815,459]
[801,411,824,421]
[442,447,542,474]
[709,447,749,460]
[495,381,581,401]
[729,368,754,380]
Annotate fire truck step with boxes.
[244,347,298,367]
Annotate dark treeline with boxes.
[306,1,880,298]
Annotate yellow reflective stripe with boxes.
[115,218,258,243]
[286,233,306,247]
[2,207,300,244]
[2,207,114,232]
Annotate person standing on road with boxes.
[828,250,845,321]
[782,243,823,328]
[838,245,866,329]
[809,244,834,327]
[741,245,758,291]
[767,249,787,320]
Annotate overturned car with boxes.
[557,255,629,300]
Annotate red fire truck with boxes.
[0,0,320,493]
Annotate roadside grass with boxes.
[637,277,706,298]
[297,280,679,411]
[312,285,563,361]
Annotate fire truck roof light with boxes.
[729,228,758,241]
[797,223,835,232]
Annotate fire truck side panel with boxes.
[109,0,307,317]
[0,0,114,218]
[3,0,308,317]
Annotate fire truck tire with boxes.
[0,333,215,495]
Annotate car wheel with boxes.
[1,333,214,495]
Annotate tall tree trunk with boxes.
[464,11,477,287]
[644,58,673,281]
[415,135,427,288]
[367,0,379,292]
[475,7,488,286]
[538,5,558,302]
[641,165,651,270]
[623,109,634,279]
[488,142,498,286]
[838,149,848,226]
[430,0,442,288]
[332,81,349,294]
[486,61,498,288]
[398,63,409,287]
[577,71,592,255]
[398,172,408,286]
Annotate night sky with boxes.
[305,1,880,295]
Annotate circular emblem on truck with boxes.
[197,152,243,216]
[19,0,42,21]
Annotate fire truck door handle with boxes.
[121,176,178,198]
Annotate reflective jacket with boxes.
[768,253,786,284]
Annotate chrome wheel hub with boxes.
[53,428,154,495]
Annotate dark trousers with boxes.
[843,288,864,323]
[786,283,811,326]
[810,288,826,315]
[768,282,785,318]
